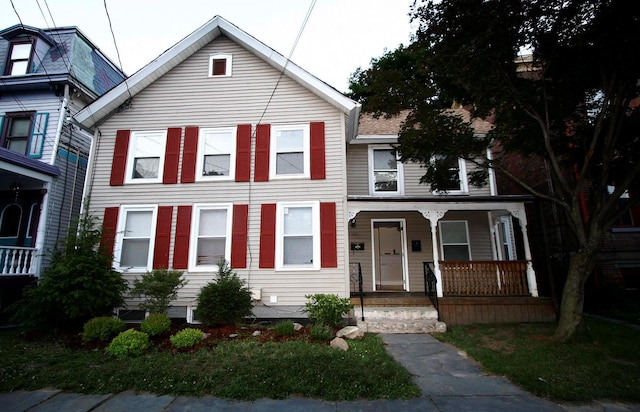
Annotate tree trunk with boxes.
[553,249,593,342]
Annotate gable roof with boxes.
[74,16,361,139]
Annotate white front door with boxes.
[372,219,408,291]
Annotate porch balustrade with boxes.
[440,260,529,296]
[0,246,38,276]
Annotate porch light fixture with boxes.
[350,219,356,228]
[10,182,21,201]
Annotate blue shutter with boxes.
[28,112,48,158]
[0,115,4,138]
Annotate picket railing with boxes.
[440,260,529,296]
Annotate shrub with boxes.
[140,313,171,336]
[10,214,128,330]
[303,294,353,327]
[195,261,253,326]
[130,269,187,314]
[82,317,125,342]
[274,320,295,336]
[105,329,150,359]
[170,328,203,348]
[310,323,334,341]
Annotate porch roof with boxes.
[0,147,60,182]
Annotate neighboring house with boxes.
[74,16,359,322]
[0,25,125,313]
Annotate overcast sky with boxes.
[1,0,416,92]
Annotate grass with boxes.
[434,317,640,403]
[0,330,420,401]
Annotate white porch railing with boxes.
[0,246,38,275]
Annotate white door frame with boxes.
[370,218,410,291]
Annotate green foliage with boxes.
[303,294,353,328]
[195,261,253,326]
[130,269,187,314]
[82,317,125,342]
[273,321,295,336]
[169,328,203,348]
[105,329,150,359]
[310,324,334,341]
[10,214,128,330]
[140,313,171,336]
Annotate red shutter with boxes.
[163,128,182,184]
[235,125,252,182]
[259,203,276,268]
[181,126,199,183]
[320,202,337,268]
[153,206,173,268]
[173,206,192,269]
[231,204,249,268]
[310,122,326,180]
[100,207,119,258]
[254,124,270,182]
[110,130,130,186]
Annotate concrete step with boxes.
[356,318,447,334]
[354,306,439,320]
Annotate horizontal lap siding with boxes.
[88,36,347,306]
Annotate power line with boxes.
[103,0,132,100]
[40,0,73,72]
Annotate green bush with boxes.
[105,329,150,359]
[131,269,187,314]
[170,328,203,348]
[310,323,334,341]
[82,317,125,342]
[195,261,253,326]
[140,313,171,336]
[10,214,128,330]
[303,294,353,327]
[274,320,295,336]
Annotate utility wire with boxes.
[103,0,132,100]
[40,0,73,72]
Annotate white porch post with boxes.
[509,206,539,297]
[419,209,446,297]
[33,182,50,279]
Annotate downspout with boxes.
[79,127,100,217]
[50,85,69,165]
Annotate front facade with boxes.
[75,17,359,320]
[0,25,124,313]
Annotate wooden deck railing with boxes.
[0,246,38,276]
[440,260,529,296]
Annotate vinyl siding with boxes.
[87,36,348,307]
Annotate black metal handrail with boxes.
[423,261,440,321]
[358,262,365,321]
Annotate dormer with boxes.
[0,25,56,76]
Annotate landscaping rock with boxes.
[336,326,364,340]
[293,323,304,331]
[252,330,261,337]
[202,333,211,339]
[229,333,238,338]
[330,337,349,351]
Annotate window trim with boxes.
[431,155,469,194]
[368,145,404,195]
[124,130,167,184]
[269,124,310,180]
[0,111,36,156]
[275,201,320,271]
[113,204,158,272]
[5,41,33,76]
[188,203,233,272]
[438,220,471,261]
[0,204,23,238]
[195,127,236,181]
[208,54,232,77]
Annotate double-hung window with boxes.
[115,205,157,271]
[276,201,319,270]
[432,155,468,194]
[190,204,232,271]
[125,131,167,183]
[2,114,32,155]
[196,127,235,180]
[369,146,403,195]
[270,124,310,179]
[5,42,32,75]
[439,220,471,261]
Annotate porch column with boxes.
[33,182,50,279]
[509,205,539,297]
[419,209,446,297]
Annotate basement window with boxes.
[209,54,232,77]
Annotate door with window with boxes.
[372,220,408,291]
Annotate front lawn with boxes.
[0,328,419,401]
[435,318,640,402]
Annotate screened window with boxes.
[197,128,235,180]
[276,202,319,270]
[270,125,309,178]
[190,204,232,271]
[208,54,232,77]
[116,206,157,270]
[125,131,166,183]
[368,145,403,195]
[439,220,471,261]
[6,42,32,75]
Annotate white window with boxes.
[196,127,236,180]
[369,145,404,195]
[431,155,468,194]
[439,220,471,261]
[276,201,320,271]
[496,216,517,260]
[7,43,32,75]
[270,124,310,179]
[208,54,232,77]
[189,204,233,271]
[125,131,167,184]
[115,205,158,271]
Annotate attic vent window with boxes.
[209,54,232,77]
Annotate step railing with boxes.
[423,261,440,321]
[349,262,365,321]
[0,246,38,275]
